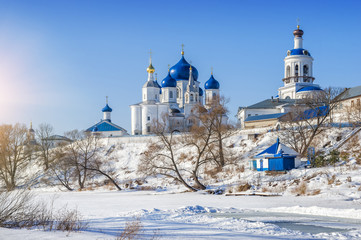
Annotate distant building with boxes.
[26,122,37,145]
[251,138,299,171]
[333,85,361,124]
[86,98,128,137]
[237,25,323,129]
[130,48,222,135]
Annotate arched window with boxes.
[177,88,179,98]
[303,65,309,76]
[170,91,173,99]
[295,64,299,76]
[190,94,194,102]
[286,66,290,77]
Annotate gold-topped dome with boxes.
[147,49,155,73]
[147,63,155,73]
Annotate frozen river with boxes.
[207,209,361,234]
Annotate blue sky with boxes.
[0,0,360,134]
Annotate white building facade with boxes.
[130,50,221,135]
[237,25,323,129]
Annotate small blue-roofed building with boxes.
[252,138,299,171]
[86,98,128,137]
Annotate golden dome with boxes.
[147,63,155,73]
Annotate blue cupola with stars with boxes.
[170,47,198,81]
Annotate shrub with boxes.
[236,183,251,192]
[0,190,87,232]
[327,175,336,185]
[293,181,307,196]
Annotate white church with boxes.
[130,48,221,135]
[237,25,323,129]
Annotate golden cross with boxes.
[149,49,152,62]
[297,18,300,28]
[181,43,185,55]
[211,67,213,75]
[168,64,170,71]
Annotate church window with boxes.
[190,94,194,102]
[195,95,198,102]
[303,65,309,76]
[186,94,188,102]
[286,66,290,77]
[170,91,173,99]
[295,64,299,76]
[147,126,151,133]
[177,88,180,98]
[143,94,146,100]
[351,100,354,107]
[357,98,360,106]
[155,94,158,100]
[285,96,291,99]
[147,116,150,121]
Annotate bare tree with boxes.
[48,145,75,191]
[0,124,31,191]
[79,151,122,191]
[139,117,198,192]
[36,123,54,170]
[204,96,236,167]
[346,103,361,127]
[279,87,343,156]
[64,130,99,190]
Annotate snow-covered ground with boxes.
[1,128,361,239]
[1,190,361,239]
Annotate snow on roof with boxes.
[254,138,299,158]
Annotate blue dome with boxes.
[161,72,177,88]
[170,56,198,81]
[204,74,220,90]
[288,48,311,56]
[102,104,112,112]
[199,87,204,96]
[297,86,322,92]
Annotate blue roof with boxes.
[170,56,198,81]
[161,72,177,88]
[297,105,329,120]
[86,120,127,132]
[256,138,280,156]
[297,86,322,92]
[255,138,298,158]
[102,104,112,112]
[199,87,204,96]
[204,74,220,90]
[245,112,287,122]
[288,48,311,56]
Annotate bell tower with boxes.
[278,25,319,99]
